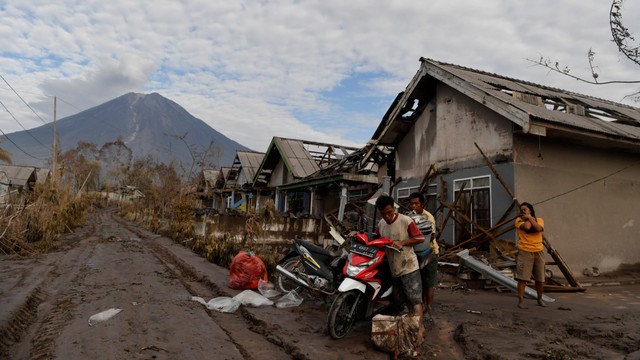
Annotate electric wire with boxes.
[534,160,640,206]
[0,126,47,161]
[0,74,52,129]
[0,99,51,151]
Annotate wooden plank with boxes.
[474,142,582,289]
[544,236,582,288]
[417,165,436,193]
[543,285,586,293]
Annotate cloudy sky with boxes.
[1,0,639,153]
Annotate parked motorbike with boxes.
[275,236,347,295]
[326,231,400,339]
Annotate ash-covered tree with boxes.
[98,139,133,189]
[59,141,101,192]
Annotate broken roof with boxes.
[225,151,265,188]
[0,164,37,187]
[213,167,231,189]
[372,58,640,153]
[253,136,359,187]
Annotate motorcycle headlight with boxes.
[346,255,380,277]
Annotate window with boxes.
[396,186,419,199]
[348,189,368,202]
[453,176,491,245]
[425,183,438,217]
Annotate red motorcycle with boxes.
[326,232,399,339]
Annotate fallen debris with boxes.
[88,308,123,326]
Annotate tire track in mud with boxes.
[0,213,100,360]
[109,211,297,360]
[0,287,46,358]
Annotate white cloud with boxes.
[0,0,639,153]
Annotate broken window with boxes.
[453,176,491,245]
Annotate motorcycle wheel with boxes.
[275,256,305,294]
[327,291,360,339]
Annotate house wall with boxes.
[269,161,286,187]
[238,169,248,186]
[513,134,640,273]
[311,187,340,217]
[195,213,328,245]
[395,83,514,179]
[394,83,517,246]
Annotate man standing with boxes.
[375,195,426,333]
[515,202,546,308]
[408,192,439,323]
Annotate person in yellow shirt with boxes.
[515,202,546,309]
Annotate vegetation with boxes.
[0,182,100,256]
[1,139,281,276]
[529,0,640,99]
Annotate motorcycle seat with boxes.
[295,237,333,257]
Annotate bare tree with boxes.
[98,140,133,189]
[528,0,640,99]
[60,141,101,192]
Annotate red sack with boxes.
[228,251,268,290]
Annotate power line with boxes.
[0,74,52,129]
[534,160,640,206]
[0,99,51,151]
[0,126,47,161]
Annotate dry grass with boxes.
[117,182,286,274]
[186,233,286,275]
[0,183,97,256]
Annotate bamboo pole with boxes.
[474,142,582,288]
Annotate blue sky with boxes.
[1,0,639,154]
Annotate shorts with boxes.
[392,270,423,306]
[515,250,545,282]
[420,253,439,288]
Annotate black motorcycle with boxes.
[275,236,347,295]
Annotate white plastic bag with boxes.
[88,308,123,326]
[232,290,274,307]
[192,296,241,313]
[257,279,281,298]
[275,290,303,308]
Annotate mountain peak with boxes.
[1,93,251,171]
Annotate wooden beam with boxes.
[474,142,582,289]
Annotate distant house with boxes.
[104,185,144,202]
[194,168,219,208]
[368,58,640,273]
[0,164,41,203]
[252,137,361,215]
[222,151,265,212]
[211,167,231,211]
[35,168,51,185]
[275,145,384,219]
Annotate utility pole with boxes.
[52,96,58,185]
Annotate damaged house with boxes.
[252,136,362,216]
[368,58,640,275]
[222,151,265,213]
[0,164,45,204]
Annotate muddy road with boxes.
[2,208,640,359]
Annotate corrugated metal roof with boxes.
[253,136,360,187]
[35,168,51,184]
[275,137,320,178]
[423,58,640,142]
[0,165,37,187]
[236,151,265,183]
[203,169,218,183]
